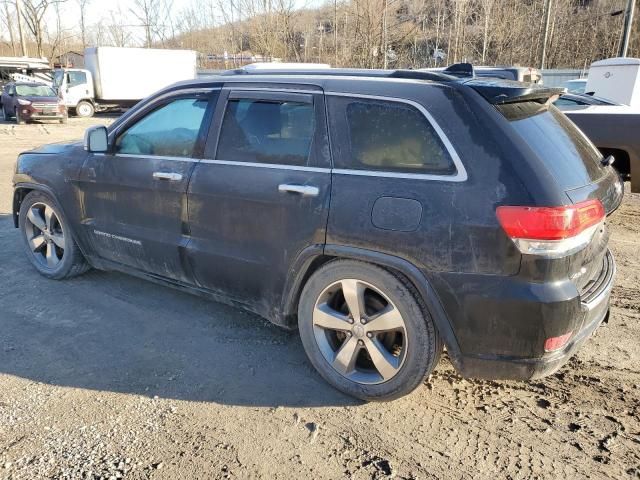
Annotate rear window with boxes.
[328,97,456,175]
[497,101,604,189]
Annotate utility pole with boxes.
[15,0,28,57]
[619,0,636,57]
[540,0,552,69]
[333,0,338,66]
[382,0,388,69]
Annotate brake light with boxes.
[497,199,605,257]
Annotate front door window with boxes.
[116,98,208,158]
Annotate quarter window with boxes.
[216,98,315,166]
[116,98,208,158]
[330,97,456,175]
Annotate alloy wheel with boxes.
[312,279,408,384]
[24,202,65,269]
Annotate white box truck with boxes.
[53,47,197,117]
[585,57,640,109]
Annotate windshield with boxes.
[497,101,605,189]
[15,84,57,97]
[53,70,64,88]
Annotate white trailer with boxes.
[53,47,197,117]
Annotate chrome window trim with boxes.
[222,86,321,95]
[110,87,221,141]
[325,92,468,182]
[200,159,329,173]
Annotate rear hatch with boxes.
[472,80,624,298]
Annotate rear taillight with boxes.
[497,199,605,258]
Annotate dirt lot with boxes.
[0,117,638,480]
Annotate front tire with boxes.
[298,260,442,401]
[75,101,94,118]
[15,109,25,124]
[19,191,90,280]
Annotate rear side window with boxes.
[329,97,456,175]
[216,98,315,166]
[497,102,604,188]
[116,97,209,158]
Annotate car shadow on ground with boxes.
[0,215,358,408]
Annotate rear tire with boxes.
[19,190,90,280]
[75,101,94,118]
[298,260,442,401]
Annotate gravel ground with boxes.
[0,117,639,480]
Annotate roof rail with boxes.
[220,66,459,83]
[240,62,332,71]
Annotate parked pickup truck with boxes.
[555,93,640,192]
[53,47,197,118]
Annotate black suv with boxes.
[12,66,623,401]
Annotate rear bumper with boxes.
[440,250,615,380]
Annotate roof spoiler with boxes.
[462,78,565,105]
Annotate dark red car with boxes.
[1,82,67,124]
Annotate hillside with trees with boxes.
[1,0,638,70]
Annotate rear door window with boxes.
[497,101,604,189]
[328,97,456,175]
[216,96,315,166]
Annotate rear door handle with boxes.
[278,184,319,197]
[153,172,183,181]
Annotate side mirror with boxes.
[84,125,108,153]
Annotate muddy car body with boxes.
[12,67,623,400]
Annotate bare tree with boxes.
[20,0,68,57]
[76,0,90,48]
[106,6,133,47]
[129,0,173,47]
[2,0,18,55]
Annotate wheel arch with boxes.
[281,244,464,371]
[13,183,76,240]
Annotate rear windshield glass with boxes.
[497,101,604,189]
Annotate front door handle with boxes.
[278,184,319,197]
[153,172,183,181]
